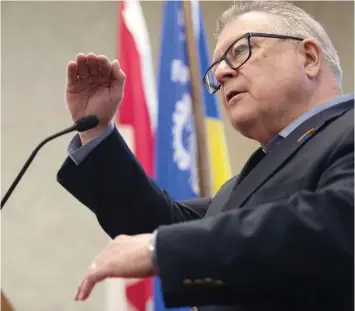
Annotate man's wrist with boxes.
[149,230,159,275]
[68,122,115,165]
[79,121,111,145]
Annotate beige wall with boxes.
[1,1,353,310]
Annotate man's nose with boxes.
[214,60,237,84]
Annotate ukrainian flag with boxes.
[191,0,232,194]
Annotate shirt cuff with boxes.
[67,122,115,165]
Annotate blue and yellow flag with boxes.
[191,0,232,194]
[154,0,232,310]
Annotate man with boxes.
[57,2,353,310]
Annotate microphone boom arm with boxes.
[1,115,99,209]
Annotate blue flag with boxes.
[154,0,233,309]
[154,1,198,310]
[155,0,199,201]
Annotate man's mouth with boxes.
[226,91,244,103]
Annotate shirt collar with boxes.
[279,93,354,138]
[262,93,354,153]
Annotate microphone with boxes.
[1,114,99,209]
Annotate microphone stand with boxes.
[1,115,99,209]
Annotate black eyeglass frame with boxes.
[202,32,304,94]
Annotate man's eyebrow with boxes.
[211,53,220,65]
[212,46,224,62]
[211,44,229,64]
[211,35,244,63]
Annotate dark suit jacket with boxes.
[57,98,354,311]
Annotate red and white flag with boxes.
[106,0,157,310]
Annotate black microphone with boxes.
[1,114,99,209]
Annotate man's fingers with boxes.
[75,266,113,301]
[76,53,89,79]
[74,277,85,300]
[67,54,123,87]
[111,60,126,89]
[76,276,95,301]
[97,55,112,78]
[111,60,122,79]
[87,53,99,76]
[67,61,78,86]
[74,260,99,300]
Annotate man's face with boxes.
[213,12,307,139]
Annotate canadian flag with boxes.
[106,0,157,310]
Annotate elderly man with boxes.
[57,1,353,310]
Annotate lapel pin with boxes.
[297,128,316,143]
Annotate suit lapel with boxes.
[205,148,267,217]
[205,176,238,217]
[221,99,354,212]
[235,148,266,185]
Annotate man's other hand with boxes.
[74,233,154,301]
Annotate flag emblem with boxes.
[297,128,316,143]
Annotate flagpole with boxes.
[182,0,211,197]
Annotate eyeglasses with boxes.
[202,32,304,94]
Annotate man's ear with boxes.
[298,38,322,79]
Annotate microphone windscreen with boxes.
[75,115,100,132]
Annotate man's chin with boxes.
[230,114,258,138]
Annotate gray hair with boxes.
[216,1,342,86]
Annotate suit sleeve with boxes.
[155,128,354,307]
[57,128,211,238]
